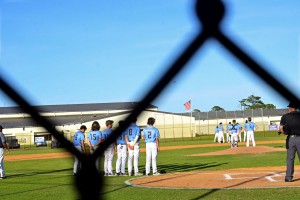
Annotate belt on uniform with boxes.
[289,135,300,137]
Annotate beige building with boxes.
[0,102,287,147]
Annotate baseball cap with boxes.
[287,101,299,108]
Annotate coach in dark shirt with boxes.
[280,101,300,182]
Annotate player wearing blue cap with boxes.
[116,121,127,176]
[142,117,160,175]
[72,125,87,175]
[245,117,257,147]
[125,118,142,176]
[102,120,115,176]
[87,121,102,172]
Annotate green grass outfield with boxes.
[1,132,300,200]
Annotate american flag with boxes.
[184,100,191,110]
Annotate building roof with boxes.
[0,102,157,129]
[0,111,131,129]
[0,102,157,114]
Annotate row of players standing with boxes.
[214,117,257,147]
[73,117,160,176]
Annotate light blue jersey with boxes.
[245,122,256,131]
[226,124,232,131]
[87,130,102,146]
[230,124,239,133]
[236,124,241,131]
[102,128,113,141]
[73,130,85,147]
[217,125,223,132]
[116,131,127,145]
[142,125,160,143]
[127,124,141,142]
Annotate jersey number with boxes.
[147,131,152,139]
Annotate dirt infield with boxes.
[128,145,297,189]
[128,167,300,189]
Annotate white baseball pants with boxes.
[128,144,140,175]
[246,131,256,147]
[73,146,83,174]
[145,142,158,175]
[218,131,224,143]
[90,146,100,172]
[116,144,127,174]
[104,145,114,174]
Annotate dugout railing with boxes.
[0,0,299,199]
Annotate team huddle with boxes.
[214,117,257,148]
[72,117,161,176]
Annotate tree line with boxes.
[193,95,276,112]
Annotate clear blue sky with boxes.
[0,0,299,112]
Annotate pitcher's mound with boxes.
[128,167,300,189]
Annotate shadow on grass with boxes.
[7,168,73,178]
[158,162,228,173]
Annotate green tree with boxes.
[193,109,201,112]
[211,106,225,112]
[239,95,276,109]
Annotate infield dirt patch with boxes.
[129,167,300,189]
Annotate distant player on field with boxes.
[245,117,257,147]
[226,122,232,143]
[217,122,224,143]
[230,120,239,148]
[142,117,160,176]
[0,125,10,179]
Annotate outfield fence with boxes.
[0,0,299,199]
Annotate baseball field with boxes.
[1,131,300,200]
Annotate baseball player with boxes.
[72,125,87,175]
[217,122,224,143]
[230,120,239,148]
[0,125,10,179]
[243,120,248,142]
[226,122,232,143]
[102,120,115,176]
[142,117,160,176]
[236,123,242,142]
[115,120,127,176]
[87,121,102,172]
[213,126,218,142]
[125,118,142,176]
[245,117,257,147]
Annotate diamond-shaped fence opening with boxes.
[0,0,299,199]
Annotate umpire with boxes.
[279,101,300,182]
